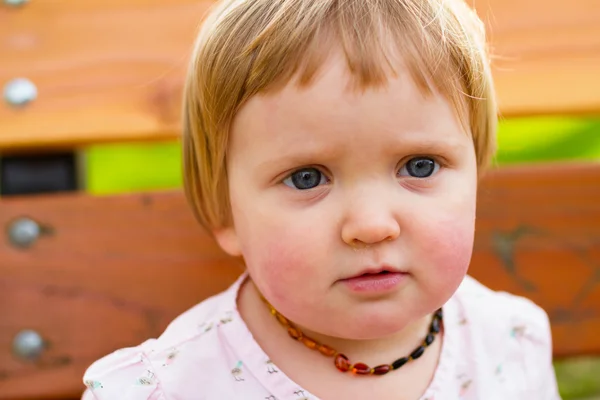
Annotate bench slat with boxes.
[471,0,600,116]
[471,162,600,358]
[0,0,210,151]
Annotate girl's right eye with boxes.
[282,168,327,190]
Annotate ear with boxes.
[213,226,242,257]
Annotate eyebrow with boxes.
[394,136,469,156]
[255,149,335,174]
[255,134,468,173]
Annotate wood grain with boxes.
[0,192,243,399]
[470,0,600,117]
[471,162,600,358]
[0,0,212,151]
[0,163,599,398]
[1,0,599,151]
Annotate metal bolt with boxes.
[3,0,30,7]
[4,78,37,107]
[13,330,46,360]
[7,217,40,248]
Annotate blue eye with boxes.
[283,168,327,190]
[398,157,440,178]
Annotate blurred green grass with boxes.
[555,358,600,399]
[86,140,182,194]
[84,116,600,398]
[496,116,600,164]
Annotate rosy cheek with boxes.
[245,228,317,307]
[420,214,475,279]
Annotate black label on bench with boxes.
[0,153,78,196]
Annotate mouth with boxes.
[340,267,408,293]
[338,266,408,294]
[343,267,406,281]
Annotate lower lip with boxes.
[341,272,408,293]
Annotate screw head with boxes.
[13,329,46,360]
[4,0,30,7]
[4,78,37,107]
[7,217,40,248]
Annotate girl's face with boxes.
[217,54,478,340]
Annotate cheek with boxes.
[240,222,326,311]
[426,219,474,274]
[416,208,475,289]
[421,181,477,278]
[253,238,307,285]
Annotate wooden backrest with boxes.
[0,163,599,398]
[2,0,600,398]
[1,0,599,150]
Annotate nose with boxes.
[340,190,401,247]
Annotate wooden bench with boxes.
[1,0,599,398]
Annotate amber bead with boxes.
[351,363,372,375]
[334,354,351,372]
[430,318,440,333]
[301,337,318,349]
[275,313,289,326]
[425,333,435,346]
[287,327,302,340]
[411,345,425,360]
[392,356,409,370]
[373,365,391,375]
[318,345,336,357]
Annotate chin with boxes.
[341,324,408,341]
[336,310,415,340]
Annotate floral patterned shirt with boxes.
[81,274,561,399]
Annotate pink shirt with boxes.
[82,274,561,399]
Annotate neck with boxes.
[240,278,437,367]
[302,311,433,364]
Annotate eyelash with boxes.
[281,156,443,190]
[281,166,330,190]
[397,156,442,178]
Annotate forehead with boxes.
[230,53,467,155]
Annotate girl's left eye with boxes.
[282,168,328,190]
[398,157,440,178]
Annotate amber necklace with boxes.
[262,297,443,376]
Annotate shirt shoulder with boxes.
[454,275,551,344]
[82,277,243,400]
[450,275,560,398]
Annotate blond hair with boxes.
[182,0,497,231]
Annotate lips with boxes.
[340,267,408,293]
[343,266,405,281]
